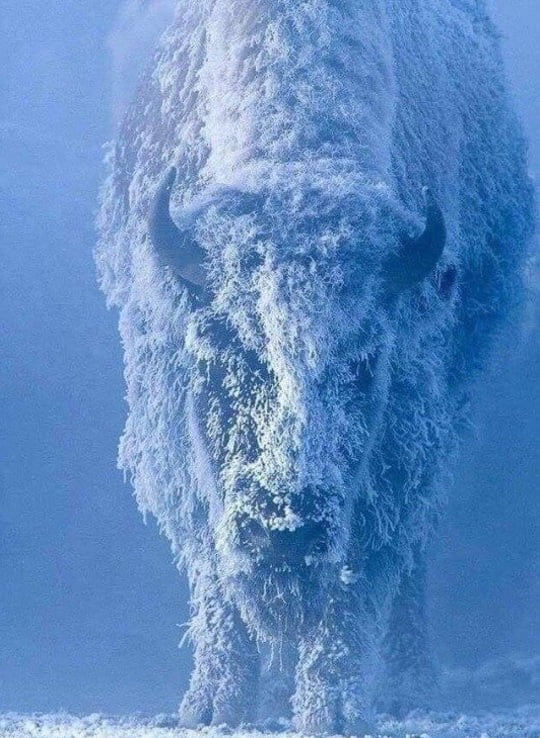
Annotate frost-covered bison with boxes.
[96,0,533,732]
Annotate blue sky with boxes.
[0,0,538,715]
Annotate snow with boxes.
[1,708,539,738]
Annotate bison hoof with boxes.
[178,697,212,729]
[177,712,212,730]
[294,711,372,736]
[343,716,373,736]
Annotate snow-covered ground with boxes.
[2,708,539,738]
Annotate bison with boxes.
[96,0,534,732]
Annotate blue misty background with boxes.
[0,0,538,715]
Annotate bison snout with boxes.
[237,516,329,564]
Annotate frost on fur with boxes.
[96,0,534,732]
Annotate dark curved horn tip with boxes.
[149,166,207,292]
[384,188,447,294]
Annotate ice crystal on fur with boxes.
[96,0,534,732]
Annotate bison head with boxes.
[149,167,446,635]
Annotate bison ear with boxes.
[384,188,446,294]
[149,167,206,289]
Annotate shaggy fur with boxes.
[96,0,533,732]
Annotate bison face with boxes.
[185,305,386,633]
[150,168,446,633]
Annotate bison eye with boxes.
[437,265,457,299]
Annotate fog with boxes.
[0,0,537,714]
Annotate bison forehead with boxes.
[178,183,400,362]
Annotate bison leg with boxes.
[210,605,260,727]
[293,595,375,735]
[178,655,213,729]
[378,554,438,716]
[257,641,296,724]
[179,574,259,728]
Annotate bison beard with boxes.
[96,0,534,733]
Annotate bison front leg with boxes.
[257,641,296,724]
[210,604,260,727]
[378,553,437,716]
[179,573,259,728]
[293,592,376,735]
[179,645,213,728]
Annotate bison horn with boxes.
[385,188,446,294]
[149,167,206,289]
